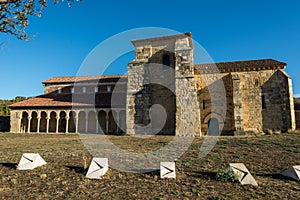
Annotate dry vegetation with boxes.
[1,133,300,199]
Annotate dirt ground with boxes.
[0,132,300,200]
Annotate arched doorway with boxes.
[88,111,96,133]
[39,111,47,132]
[208,118,219,136]
[98,110,106,134]
[108,111,117,134]
[30,112,38,132]
[20,112,29,133]
[49,112,57,133]
[78,111,86,133]
[68,111,76,133]
[59,111,67,133]
[118,110,126,134]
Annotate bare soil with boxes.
[0,133,300,200]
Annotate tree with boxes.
[0,0,82,40]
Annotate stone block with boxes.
[229,163,258,186]
[86,158,108,179]
[17,153,47,170]
[160,162,176,179]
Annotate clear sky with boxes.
[0,0,299,99]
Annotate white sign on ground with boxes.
[17,153,47,170]
[282,165,300,181]
[160,162,176,179]
[229,163,258,186]
[86,158,109,179]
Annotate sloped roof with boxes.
[131,32,193,48]
[9,93,126,109]
[194,59,286,72]
[42,75,127,84]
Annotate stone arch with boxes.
[204,112,225,125]
[108,110,117,134]
[49,111,57,133]
[20,111,29,133]
[78,111,86,133]
[39,111,47,132]
[203,112,224,135]
[88,111,97,133]
[68,111,76,133]
[98,110,106,134]
[30,111,38,132]
[59,111,67,133]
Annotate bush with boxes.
[215,167,238,182]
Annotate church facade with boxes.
[10,33,296,136]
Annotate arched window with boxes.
[162,54,170,69]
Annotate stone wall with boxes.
[194,68,295,134]
[126,33,201,136]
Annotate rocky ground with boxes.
[0,132,300,200]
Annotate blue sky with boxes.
[0,0,299,99]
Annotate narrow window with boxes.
[58,88,62,94]
[71,87,74,94]
[107,86,111,93]
[255,79,259,87]
[162,54,170,69]
[95,87,99,93]
[203,100,206,110]
[82,87,86,93]
[262,95,266,109]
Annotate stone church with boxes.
[10,33,296,136]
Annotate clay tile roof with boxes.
[194,59,286,72]
[9,93,126,109]
[42,74,127,84]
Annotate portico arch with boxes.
[30,111,38,132]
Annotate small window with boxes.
[107,86,111,93]
[255,79,259,87]
[262,95,266,109]
[95,87,99,93]
[71,87,74,94]
[82,87,86,93]
[58,88,62,94]
[162,54,170,69]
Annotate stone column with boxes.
[106,111,109,134]
[85,113,88,133]
[96,114,99,134]
[75,112,79,133]
[232,74,245,135]
[56,116,59,133]
[37,115,41,133]
[27,116,32,133]
[46,116,50,133]
[66,116,70,133]
[18,117,22,133]
[116,111,120,134]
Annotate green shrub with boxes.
[215,167,238,182]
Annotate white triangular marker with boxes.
[160,162,176,179]
[17,153,47,170]
[282,165,300,181]
[229,163,258,186]
[86,158,108,179]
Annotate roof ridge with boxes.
[194,58,286,66]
